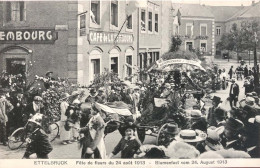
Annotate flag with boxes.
[173,15,179,25]
[177,9,181,26]
[125,0,147,16]
[90,10,97,24]
[191,21,194,36]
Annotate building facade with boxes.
[171,4,215,56]
[0,1,173,85]
[0,1,77,81]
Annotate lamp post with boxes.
[253,32,259,90]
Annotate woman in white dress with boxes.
[59,93,72,145]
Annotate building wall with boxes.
[177,17,214,55]
[0,1,77,81]
[78,0,138,85]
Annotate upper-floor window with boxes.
[200,24,207,36]
[126,14,132,29]
[111,0,118,27]
[216,26,221,36]
[148,11,152,32]
[91,1,100,25]
[186,23,193,36]
[141,9,146,32]
[155,13,158,33]
[5,1,26,22]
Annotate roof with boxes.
[172,3,214,18]
[227,1,260,21]
[208,6,244,22]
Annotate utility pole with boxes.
[254,32,259,90]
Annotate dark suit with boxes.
[23,103,44,122]
[23,128,53,159]
[10,97,27,128]
[229,83,239,107]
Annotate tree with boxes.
[169,36,182,52]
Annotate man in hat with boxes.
[205,126,225,151]
[95,88,107,104]
[109,124,142,158]
[229,78,240,108]
[23,113,53,159]
[79,103,106,159]
[189,110,207,132]
[10,92,27,129]
[0,89,13,146]
[44,71,55,89]
[207,96,222,127]
[246,116,260,158]
[23,96,44,121]
[228,66,234,79]
[221,117,246,151]
[85,88,96,104]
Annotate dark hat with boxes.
[165,123,179,135]
[0,88,10,95]
[251,92,257,96]
[45,71,53,76]
[124,124,136,131]
[225,118,244,132]
[89,88,96,94]
[215,108,227,120]
[211,96,222,103]
[144,147,167,158]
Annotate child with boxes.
[22,113,53,159]
[108,125,142,158]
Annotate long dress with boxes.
[59,101,71,141]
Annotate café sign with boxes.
[88,31,134,44]
[0,29,58,44]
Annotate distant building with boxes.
[0,0,173,85]
[171,3,215,56]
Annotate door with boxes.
[90,59,100,82]
[6,58,26,75]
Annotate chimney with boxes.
[252,0,255,6]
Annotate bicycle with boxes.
[7,118,59,150]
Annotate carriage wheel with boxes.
[8,128,26,150]
[156,123,175,147]
[136,128,146,143]
[48,123,59,142]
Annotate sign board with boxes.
[79,14,86,36]
[0,29,58,44]
[151,58,206,71]
[88,31,134,44]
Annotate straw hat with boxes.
[175,130,205,143]
[28,113,44,126]
[165,123,180,135]
[205,126,224,151]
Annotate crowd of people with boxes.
[0,65,260,159]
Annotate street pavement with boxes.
[0,59,247,159]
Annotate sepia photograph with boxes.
[0,0,260,164]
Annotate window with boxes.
[155,13,158,33]
[148,11,152,32]
[200,42,207,52]
[186,42,193,51]
[79,14,86,36]
[5,1,26,22]
[126,55,132,77]
[91,1,100,25]
[186,23,193,36]
[126,14,132,29]
[141,10,146,32]
[111,0,118,27]
[111,57,118,73]
[216,26,221,36]
[200,24,207,36]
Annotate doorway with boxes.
[6,58,26,75]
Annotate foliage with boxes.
[161,50,198,61]
[169,36,182,52]
[216,20,260,56]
